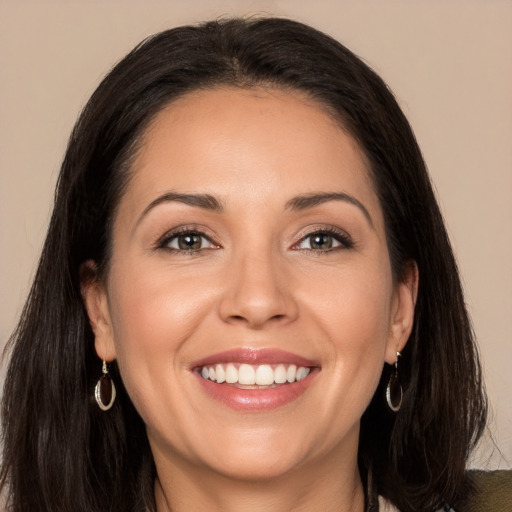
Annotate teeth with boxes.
[225,363,238,384]
[238,364,256,385]
[255,364,274,386]
[296,366,310,381]
[199,363,311,385]
[215,364,225,383]
[286,364,297,383]
[274,364,287,384]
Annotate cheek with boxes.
[105,259,217,400]
[109,254,215,333]
[300,261,392,405]
[334,272,392,373]
[302,258,393,343]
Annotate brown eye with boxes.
[298,232,339,251]
[177,233,203,250]
[295,229,353,252]
[163,231,215,251]
[309,233,334,250]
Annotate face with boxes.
[84,87,415,482]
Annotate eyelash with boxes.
[156,226,354,254]
[157,227,218,254]
[293,227,354,253]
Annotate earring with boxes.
[95,360,116,411]
[386,351,402,412]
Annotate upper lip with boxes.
[190,348,319,370]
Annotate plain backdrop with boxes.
[1,0,511,468]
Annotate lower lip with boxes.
[195,370,318,411]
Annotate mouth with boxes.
[191,349,320,411]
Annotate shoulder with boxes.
[461,469,512,512]
[377,470,512,511]
[377,497,452,511]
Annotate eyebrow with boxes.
[135,190,373,229]
[285,192,374,228]
[136,192,224,227]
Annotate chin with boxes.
[207,451,306,482]
[191,424,333,483]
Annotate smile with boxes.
[192,349,319,411]
[199,363,311,387]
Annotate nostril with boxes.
[219,280,299,328]
[227,314,287,328]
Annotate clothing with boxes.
[378,496,453,511]
[463,470,512,512]
[377,470,512,511]
[377,497,399,511]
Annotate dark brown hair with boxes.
[1,17,486,512]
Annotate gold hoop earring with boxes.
[95,360,116,411]
[386,351,402,412]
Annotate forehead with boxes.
[121,86,382,224]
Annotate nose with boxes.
[219,249,298,329]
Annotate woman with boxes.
[1,17,487,511]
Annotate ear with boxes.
[80,260,117,362]
[385,261,419,365]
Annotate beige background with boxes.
[1,0,511,468]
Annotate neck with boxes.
[153,444,365,512]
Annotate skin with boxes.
[83,87,417,512]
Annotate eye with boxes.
[295,229,353,251]
[160,230,217,252]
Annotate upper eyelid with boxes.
[291,227,354,250]
[159,224,214,237]
[294,225,352,241]
[157,226,218,249]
